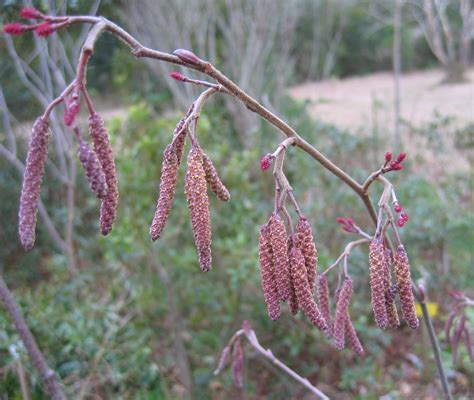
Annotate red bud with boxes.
[385,152,392,162]
[396,152,406,163]
[169,71,186,82]
[34,22,56,37]
[3,22,27,36]
[260,154,273,171]
[394,203,402,213]
[401,212,409,222]
[397,217,405,227]
[20,7,43,19]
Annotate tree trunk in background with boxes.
[393,0,402,149]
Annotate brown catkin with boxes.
[269,214,291,301]
[173,128,187,165]
[77,140,108,199]
[394,245,419,329]
[89,113,118,235]
[334,277,353,350]
[369,239,388,329]
[258,224,281,321]
[18,118,50,250]
[287,237,299,315]
[317,274,332,337]
[184,145,212,272]
[297,217,318,294]
[149,144,179,241]
[290,245,327,332]
[202,152,230,201]
[383,249,400,328]
[345,312,364,356]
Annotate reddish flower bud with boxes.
[3,22,27,36]
[394,202,402,213]
[397,217,405,227]
[260,154,273,171]
[169,71,186,82]
[20,7,43,19]
[401,212,409,222]
[258,223,281,321]
[335,217,346,224]
[63,95,81,127]
[173,49,200,65]
[390,161,403,171]
[34,22,55,37]
[396,152,406,163]
[385,152,392,162]
[185,145,213,272]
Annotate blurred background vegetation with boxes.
[0,0,472,399]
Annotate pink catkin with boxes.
[394,245,419,329]
[149,144,179,241]
[268,214,291,301]
[317,274,332,337]
[383,249,400,328]
[258,224,281,320]
[77,140,108,199]
[184,145,212,272]
[345,312,364,356]
[202,152,230,201]
[369,239,388,329]
[18,118,50,250]
[334,278,353,350]
[297,216,318,294]
[89,113,119,235]
[232,338,244,388]
[290,244,327,332]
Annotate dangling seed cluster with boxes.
[89,113,119,236]
[18,118,51,250]
[257,211,327,333]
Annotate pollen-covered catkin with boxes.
[297,216,318,294]
[89,113,119,235]
[269,214,291,301]
[394,245,419,329]
[383,249,400,328]
[77,140,108,199]
[369,239,388,329]
[290,245,327,332]
[150,144,179,241]
[317,274,332,337]
[334,277,353,350]
[345,312,364,356]
[185,145,212,272]
[258,224,281,320]
[202,152,230,201]
[287,237,299,315]
[18,117,51,250]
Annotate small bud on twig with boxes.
[3,23,27,36]
[34,22,56,37]
[173,49,200,66]
[260,154,273,171]
[20,7,43,19]
[169,71,186,82]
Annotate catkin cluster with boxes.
[368,239,418,329]
[258,213,327,333]
[149,118,230,272]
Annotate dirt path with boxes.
[288,68,474,132]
